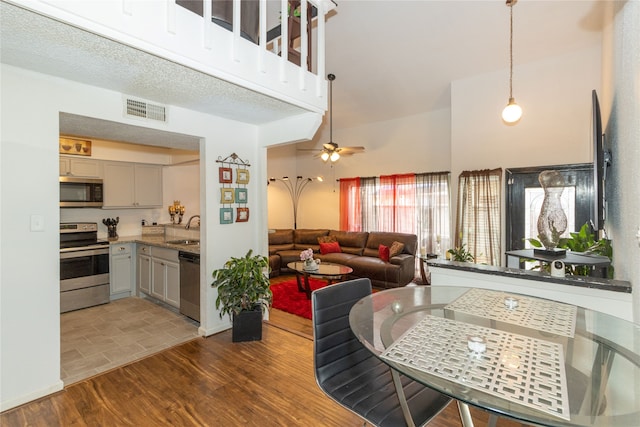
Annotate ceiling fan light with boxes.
[321,151,330,162]
[330,151,340,162]
[502,98,523,124]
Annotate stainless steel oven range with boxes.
[60,222,110,313]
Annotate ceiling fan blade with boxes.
[297,148,322,152]
[336,146,365,154]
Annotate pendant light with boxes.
[502,0,522,124]
[325,74,340,162]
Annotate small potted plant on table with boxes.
[211,250,272,342]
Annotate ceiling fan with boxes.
[300,73,365,162]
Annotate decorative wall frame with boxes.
[220,188,235,204]
[219,167,232,183]
[235,188,248,203]
[60,137,92,156]
[236,207,249,222]
[216,152,251,223]
[220,208,233,224]
[236,169,250,184]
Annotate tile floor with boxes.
[61,296,200,385]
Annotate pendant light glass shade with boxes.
[330,151,340,162]
[502,97,522,123]
[320,151,330,162]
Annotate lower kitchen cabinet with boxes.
[110,243,134,300]
[137,245,152,295]
[138,245,179,308]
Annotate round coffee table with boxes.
[287,261,353,299]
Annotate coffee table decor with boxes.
[299,248,319,271]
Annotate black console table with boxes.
[506,249,610,277]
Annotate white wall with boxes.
[267,108,452,229]
[603,0,640,322]
[0,64,316,410]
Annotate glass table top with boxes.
[287,261,352,277]
[349,286,640,427]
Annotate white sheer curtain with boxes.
[455,168,502,265]
[360,177,379,231]
[416,172,451,256]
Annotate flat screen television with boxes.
[591,89,611,239]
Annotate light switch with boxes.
[30,215,45,232]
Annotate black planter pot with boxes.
[232,306,263,342]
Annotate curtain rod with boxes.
[337,171,450,181]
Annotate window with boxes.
[455,168,502,265]
[505,164,593,268]
[340,172,450,256]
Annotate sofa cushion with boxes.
[363,232,417,258]
[389,241,405,258]
[319,241,341,255]
[269,229,294,245]
[293,229,329,252]
[316,252,359,265]
[269,243,294,255]
[378,244,390,262]
[317,235,337,244]
[328,230,369,255]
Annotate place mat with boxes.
[381,315,570,421]
[444,288,577,338]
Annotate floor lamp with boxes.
[269,176,321,229]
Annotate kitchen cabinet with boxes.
[139,245,179,308]
[137,244,152,295]
[110,243,134,300]
[103,162,163,208]
[59,156,102,178]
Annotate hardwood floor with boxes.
[2,276,524,426]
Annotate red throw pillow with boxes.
[378,244,390,262]
[319,241,341,255]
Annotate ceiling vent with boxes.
[124,97,167,122]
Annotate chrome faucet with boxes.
[185,215,200,230]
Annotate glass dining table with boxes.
[348,286,640,427]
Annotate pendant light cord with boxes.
[508,3,514,99]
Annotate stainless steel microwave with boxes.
[59,176,104,208]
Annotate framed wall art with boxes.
[235,188,248,203]
[220,188,235,204]
[236,169,250,184]
[220,208,233,224]
[236,207,249,222]
[219,167,232,183]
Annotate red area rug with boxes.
[270,277,328,319]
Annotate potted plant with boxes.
[447,244,475,263]
[211,250,272,342]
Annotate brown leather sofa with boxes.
[268,229,417,288]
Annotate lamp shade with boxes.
[330,151,340,162]
[502,98,523,124]
[320,151,329,162]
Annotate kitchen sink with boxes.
[166,239,200,246]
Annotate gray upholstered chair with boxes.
[312,278,451,427]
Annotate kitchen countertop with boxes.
[112,234,200,255]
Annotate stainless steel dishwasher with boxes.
[178,251,200,322]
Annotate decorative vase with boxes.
[304,258,318,271]
[537,170,567,250]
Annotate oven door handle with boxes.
[60,247,110,258]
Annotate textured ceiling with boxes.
[0,1,307,148]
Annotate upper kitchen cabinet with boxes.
[103,162,163,208]
[59,156,102,178]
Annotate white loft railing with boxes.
[9,0,335,115]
